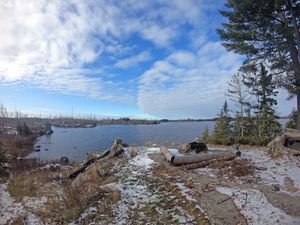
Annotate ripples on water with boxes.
[30,119,288,161]
[30,122,215,161]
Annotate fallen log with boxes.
[69,149,110,179]
[160,146,175,163]
[172,150,240,166]
[181,155,237,170]
[69,139,125,179]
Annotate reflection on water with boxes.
[29,121,215,161]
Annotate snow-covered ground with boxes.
[0,183,43,225]
[111,146,199,224]
[217,187,300,225]
[242,149,300,196]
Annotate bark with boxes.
[277,5,300,129]
[160,146,175,163]
[297,93,300,130]
[181,155,237,170]
[167,149,240,166]
[69,149,110,179]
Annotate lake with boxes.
[29,121,215,161]
[29,119,288,161]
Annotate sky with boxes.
[0,0,296,119]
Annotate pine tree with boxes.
[213,101,233,145]
[218,0,300,129]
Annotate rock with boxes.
[272,184,280,192]
[60,156,69,165]
[233,144,240,150]
[130,148,138,158]
[41,164,61,171]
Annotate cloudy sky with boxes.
[0,0,295,119]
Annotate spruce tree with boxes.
[218,0,300,129]
[244,64,281,144]
[213,101,233,145]
[286,109,297,129]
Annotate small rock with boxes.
[60,156,69,165]
[272,184,280,192]
[130,148,138,158]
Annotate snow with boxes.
[242,150,300,196]
[0,183,43,225]
[217,187,300,225]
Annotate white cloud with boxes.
[138,42,243,118]
[115,51,151,69]
[0,0,213,103]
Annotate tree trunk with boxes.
[297,93,300,130]
[172,150,240,166]
[181,155,237,170]
[160,146,175,163]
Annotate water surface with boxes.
[30,121,214,161]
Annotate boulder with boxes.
[60,156,69,165]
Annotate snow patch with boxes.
[242,150,300,196]
[0,183,42,225]
[217,187,300,225]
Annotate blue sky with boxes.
[0,0,295,119]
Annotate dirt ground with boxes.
[0,145,299,225]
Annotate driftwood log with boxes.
[172,149,240,166]
[160,146,240,167]
[69,139,125,179]
[181,155,237,170]
[69,149,110,179]
[160,146,175,163]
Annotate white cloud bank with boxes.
[138,42,243,118]
[0,0,212,105]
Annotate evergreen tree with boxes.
[0,143,6,167]
[286,109,297,129]
[17,122,32,136]
[218,0,300,129]
[200,126,210,143]
[244,64,281,144]
[213,101,233,145]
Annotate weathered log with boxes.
[69,138,126,179]
[160,146,175,163]
[172,150,240,166]
[109,138,125,157]
[69,148,112,179]
[181,155,237,170]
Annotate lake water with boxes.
[29,119,288,161]
[29,121,215,161]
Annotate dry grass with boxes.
[39,158,122,224]
[152,164,211,224]
[7,170,60,201]
[209,158,255,177]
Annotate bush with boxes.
[0,143,6,167]
[17,122,32,136]
[286,109,297,129]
